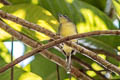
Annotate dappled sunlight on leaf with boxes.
[4,18,48,41]
[65,0,74,4]
[0,42,11,63]
[3,9,26,31]
[36,19,57,40]
[30,54,68,80]
[42,10,52,16]
[0,28,11,41]
[23,64,31,72]
[35,32,50,41]
[2,9,26,33]
[1,0,120,79]
[64,77,76,80]
[3,19,23,31]
[31,0,39,4]
[13,9,26,19]
[113,0,120,17]
[1,4,59,41]
[91,63,103,71]
[0,3,4,8]
[33,0,119,56]
[37,20,56,33]
[98,54,106,59]
[50,20,58,25]
[19,72,42,80]
[117,46,120,50]
[77,8,107,33]
[86,70,96,77]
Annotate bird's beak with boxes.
[58,13,64,18]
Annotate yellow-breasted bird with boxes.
[58,14,78,73]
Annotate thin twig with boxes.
[11,37,14,80]
[56,64,60,80]
[69,74,71,80]
[0,21,92,80]
[72,56,108,80]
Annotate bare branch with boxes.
[0,21,92,80]
[10,37,14,80]
[0,10,120,74]
[0,20,120,75]
[80,45,120,61]
[72,56,108,80]
[0,0,11,5]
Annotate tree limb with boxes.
[0,20,92,80]
[0,0,11,5]
[0,10,120,74]
[72,56,108,80]
[79,44,120,61]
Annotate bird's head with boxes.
[58,14,70,23]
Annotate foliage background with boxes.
[0,0,120,80]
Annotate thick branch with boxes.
[0,21,91,80]
[80,45,120,61]
[0,0,11,5]
[0,20,120,75]
[0,10,120,74]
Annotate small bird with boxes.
[58,14,78,74]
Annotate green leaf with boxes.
[37,0,115,30]
[0,41,11,63]
[38,0,119,54]
[8,0,31,4]
[78,35,118,54]
[79,0,106,11]
[30,54,68,80]
[0,41,42,80]
[3,0,120,64]
[1,3,59,41]
[8,0,106,11]
[113,0,120,17]
[0,28,11,41]
[7,0,116,30]
[4,1,119,54]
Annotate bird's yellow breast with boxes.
[60,22,77,37]
[59,22,77,55]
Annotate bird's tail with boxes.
[66,54,72,74]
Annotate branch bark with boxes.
[72,56,108,80]
[0,20,92,80]
[0,0,11,5]
[0,10,120,74]
[79,45,120,61]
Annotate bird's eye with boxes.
[58,13,63,17]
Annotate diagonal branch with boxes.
[0,19,120,75]
[81,45,120,61]
[0,10,120,74]
[72,56,108,80]
[0,0,11,5]
[0,20,92,80]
